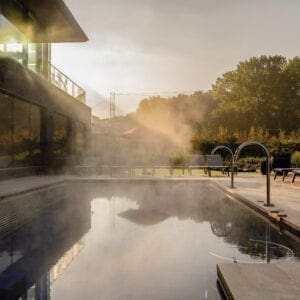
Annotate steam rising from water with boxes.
[91,92,212,165]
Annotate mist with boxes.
[89,91,214,167]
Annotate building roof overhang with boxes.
[21,0,88,42]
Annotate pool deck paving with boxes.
[217,262,300,300]
[211,175,300,235]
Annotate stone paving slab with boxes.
[212,176,300,232]
[217,263,300,300]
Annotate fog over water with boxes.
[0,181,298,299]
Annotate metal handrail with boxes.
[211,145,234,188]
[234,141,272,207]
[48,63,86,103]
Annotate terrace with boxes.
[0,0,86,103]
[48,62,86,103]
[0,1,299,299]
[0,0,91,173]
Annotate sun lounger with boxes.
[130,159,152,175]
[205,154,230,176]
[98,156,132,176]
[292,169,300,183]
[188,155,206,175]
[152,156,173,175]
[273,168,300,181]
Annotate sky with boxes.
[52,0,300,116]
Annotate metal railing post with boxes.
[234,141,272,207]
[47,62,86,103]
[211,146,234,188]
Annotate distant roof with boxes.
[21,0,88,42]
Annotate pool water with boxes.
[0,181,299,299]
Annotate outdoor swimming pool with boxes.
[0,180,299,299]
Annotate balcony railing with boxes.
[48,63,86,103]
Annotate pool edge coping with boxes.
[1,175,299,237]
[210,180,300,238]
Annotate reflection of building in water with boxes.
[50,235,86,284]
[0,187,91,299]
[25,273,51,300]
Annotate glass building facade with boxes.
[0,93,42,168]
[53,113,68,156]
[76,121,87,158]
[0,91,90,168]
[0,0,87,102]
[0,0,90,172]
[0,1,51,77]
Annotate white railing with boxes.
[48,63,86,103]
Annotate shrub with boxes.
[236,156,262,168]
[170,153,189,166]
[291,151,300,167]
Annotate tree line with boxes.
[132,55,300,155]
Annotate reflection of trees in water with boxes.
[119,209,169,226]
[78,181,300,259]
[211,222,232,237]
[220,204,298,260]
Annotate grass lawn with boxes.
[94,167,260,177]
[149,168,259,177]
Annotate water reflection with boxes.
[82,181,299,262]
[119,209,170,226]
[0,181,298,300]
[0,186,91,299]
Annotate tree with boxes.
[134,91,215,150]
[210,55,300,133]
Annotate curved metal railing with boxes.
[234,141,272,206]
[211,145,235,188]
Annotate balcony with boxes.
[0,12,86,104]
[47,63,86,103]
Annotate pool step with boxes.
[265,205,288,222]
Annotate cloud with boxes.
[53,0,300,112]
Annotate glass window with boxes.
[13,99,30,165]
[27,43,37,72]
[0,14,26,64]
[30,104,41,164]
[0,95,13,167]
[53,114,68,156]
[0,12,45,71]
[76,122,86,157]
[0,94,42,168]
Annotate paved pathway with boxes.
[212,175,300,231]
